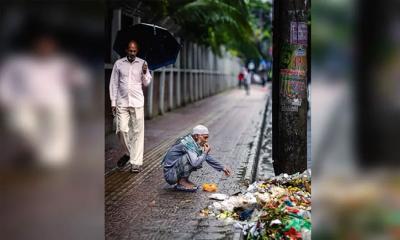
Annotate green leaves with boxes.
[171,0,260,58]
[146,0,272,59]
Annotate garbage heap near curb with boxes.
[200,170,311,240]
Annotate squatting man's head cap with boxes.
[192,125,209,135]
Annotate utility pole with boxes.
[272,0,310,175]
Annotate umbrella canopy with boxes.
[113,23,181,70]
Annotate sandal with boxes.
[174,184,197,192]
[117,154,130,169]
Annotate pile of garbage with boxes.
[200,170,311,240]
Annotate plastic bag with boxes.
[203,183,218,192]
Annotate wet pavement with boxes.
[105,84,271,239]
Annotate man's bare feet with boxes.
[178,178,196,189]
[186,178,197,187]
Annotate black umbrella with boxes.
[113,23,181,70]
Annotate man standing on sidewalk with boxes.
[162,125,232,192]
[109,40,152,173]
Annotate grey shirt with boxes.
[162,142,224,172]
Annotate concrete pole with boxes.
[212,54,216,95]
[222,52,225,90]
[197,45,201,99]
[273,0,309,175]
[198,45,201,100]
[216,56,220,93]
[226,52,230,89]
[189,43,194,103]
[159,68,166,115]
[224,51,228,90]
[168,64,174,111]
[198,45,201,99]
[219,58,221,92]
[193,43,198,101]
[197,45,201,100]
[176,38,181,107]
[200,46,204,99]
[146,71,154,118]
[218,56,221,93]
[209,49,212,96]
[203,47,206,98]
[215,54,218,94]
[205,48,208,97]
[202,46,205,98]
[183,42,188,105]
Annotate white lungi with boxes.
[115,106,144,166]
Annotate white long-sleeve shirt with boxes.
[109,57,152,108]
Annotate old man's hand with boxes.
[203,143,211,154]
[223,167,232,176]
[142,62,148,74]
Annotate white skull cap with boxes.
[192,125,209,135]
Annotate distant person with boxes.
[248,61,255,72]
[238,66,248,89]
[244,67,251,95]
[109,40,152,173]
[259,59,268,86]
[238,71,244,88]
[162,125,232,192]
[246,61,256,94]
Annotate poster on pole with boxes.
[290,22,308,45]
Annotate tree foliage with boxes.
[144,0,272,60]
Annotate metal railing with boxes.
[105,43,240,119]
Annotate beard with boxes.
[127,54,136,62]
[198,141,208,147]
[195,140,204,147]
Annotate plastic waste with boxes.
[200,169,312,240]
[209,193,228,201]
[212,202,222,210]
[270,219,282,226]
[234,222,243,229]
[202,183,218,192]
[284,217,311,232]
[284,227,302,239]
[239,208,254,221]
[301,229,311,240]
[254,192,270,204]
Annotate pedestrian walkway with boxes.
[105,85,271,239]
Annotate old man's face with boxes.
[196,134,209,146]
[126,42,138,61]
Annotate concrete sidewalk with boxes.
[105,84,270,239]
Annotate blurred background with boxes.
[0,1,104,239]
[312,0,400,239]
